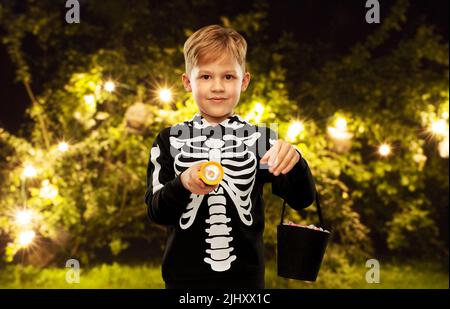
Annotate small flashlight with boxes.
[198,161,224,185]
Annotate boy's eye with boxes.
[201,75,210,80]
[225,75,234,80]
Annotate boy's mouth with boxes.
[209,97,227,103]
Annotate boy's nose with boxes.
[211,79,225,92]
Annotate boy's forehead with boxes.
[195,53,241,73]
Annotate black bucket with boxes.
[277,191,330,281]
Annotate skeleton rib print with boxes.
[169,115,261,272]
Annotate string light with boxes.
[438,136,449,158]
[84,94,95,106]
[245,102,265,123]
[18,230,35,248]
[335,117,347,131]
[22,164,37,178]
[378,143,392,157]
[287,121,304,142]
[57,141,69,152]
[253,103,264,123]
[39,180,58,200]
[158,88,172,103]
[3,64,450,266]
[254,102,264,115]
[327,116,352,141]
[104,81,116,93]
[430,119,448,136]
[15,209,33,227]
[413,153,427,164]
[327,127,353,140]
[327,116,353,153]
[6,79,449,259]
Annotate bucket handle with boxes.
[280,190,325,228]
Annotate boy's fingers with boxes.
[260,147,273,163]
[196,163,204,171]
[265,152,275,171]
[268,142,280,166]
[282,161,296,175]
[260,151,268,162]
[281,152,299,174]
[268,152,278,172]
[275,148,296,174]
[270,142,289,171]
[208,185,218,193]
[198,184,218,195]
[194,176,206,189]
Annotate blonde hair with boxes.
[183,25,247,75]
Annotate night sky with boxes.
[0,0,448,134]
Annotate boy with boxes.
[145,25,316,288]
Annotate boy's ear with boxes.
[182,73,192,92]
[241,72,251,92]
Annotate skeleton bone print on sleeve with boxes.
[169,115,263,272]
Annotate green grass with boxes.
[265,260,449,289]
[0,260,447,289]
[0,263,165,289]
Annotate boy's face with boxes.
[182,54,251,124]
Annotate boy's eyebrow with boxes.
[197,70,238,75]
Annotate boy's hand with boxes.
[260,140,300,176]
[180,162,219,195]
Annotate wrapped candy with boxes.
[285,221,330,233]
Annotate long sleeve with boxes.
[144,128,192,225]
[269,152,316,210]
[258,127,316,210]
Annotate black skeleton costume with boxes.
[145,113,316,288]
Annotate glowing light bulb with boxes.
[104,81,116,93]
[84,95,95,106]
[18,230,35,247]
[15,209,33,226]
[253,103,265,123]
[328,116,352,142]
[431,119,448,136]
[378,144,391,157]
[413,153,427,164]
[57,141,69,152]
[22,164,37,178]
[335,117,347,131]
[40,180,58,200]
[244,102,265,123]
[158,88,172,103]
[287,121,304,142]
[254,103,264,114]
[327,127,353,140]
[438,136,449,158]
